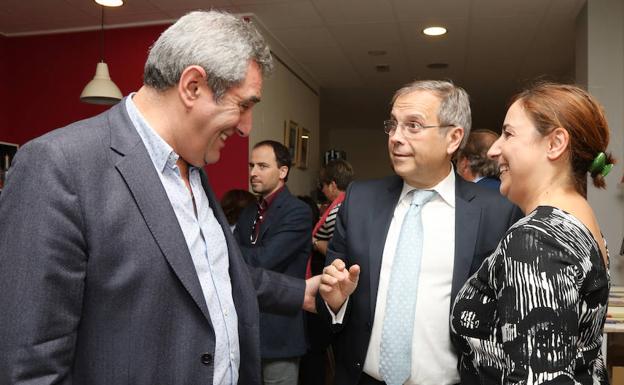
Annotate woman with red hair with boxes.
[451,83,615,384]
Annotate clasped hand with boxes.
[320,259,360,313]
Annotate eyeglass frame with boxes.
[383,119,456,137]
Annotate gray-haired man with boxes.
[318,80,521,385]
[0,10,318,385]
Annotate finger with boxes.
[319,283,336,294]
[348,264,361,283]
[331,259,346,271]
[320,274,338,286]
[322,265,340,278]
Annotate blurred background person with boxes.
[235,140,312,385]
[221,188,256,232]
[451,82,614,384]
[300,159,354,385]
[456,129,501,190]
[312,159,355,259]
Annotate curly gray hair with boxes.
[143,10,273,101]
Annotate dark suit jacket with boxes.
[476,176,501,191]
[0,100,304,385]
[235,187,312,358]
[317,174,522,385]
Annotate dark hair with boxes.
[320,159,354,191]
[253,140,292,181]
[220,189,256,225]
[511,82,615,194]
[458,129,499,178]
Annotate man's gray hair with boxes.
[391,80,472,147]
[143,10,273,101]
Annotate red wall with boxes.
[0,25,249,198]
[0,35,8,134]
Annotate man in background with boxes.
[0,11,317,385]
[235,140,312,385]
[301,158,355,385]
[456,129,501,190]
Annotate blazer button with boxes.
[201,353,213,366]
[355,362,361,369]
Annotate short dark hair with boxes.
[457,129,499,178]
[320,159,354,191]
[253,140,292,181]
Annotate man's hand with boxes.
[320,259,360,313]
[303,275,321,313]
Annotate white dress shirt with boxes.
[331,168,459,385]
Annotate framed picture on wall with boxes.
[0,141,19,191]
[296,127,310,169]
[283,120,298,161]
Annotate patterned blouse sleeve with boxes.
[494,225,583,383]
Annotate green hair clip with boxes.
[589,152,613,177]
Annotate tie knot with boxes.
[410,189,436,206]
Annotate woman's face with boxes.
[488,100,548,207]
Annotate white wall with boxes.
[577,0,624,284]
[320,87,396,180]
[247,16,321,197]
[328,128,393,180]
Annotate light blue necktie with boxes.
[379,189,436,385]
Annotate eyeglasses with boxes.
[383,120,455,137]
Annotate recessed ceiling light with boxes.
[95,0,124,7]
[368,50,387,56]
[423,26,447,36]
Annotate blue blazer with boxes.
[0,99,304,385]
[317,174,522,385]
[235,186,312,358]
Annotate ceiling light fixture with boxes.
[80,5,123,105]
[423,26,447,36]
[95,0,124,6]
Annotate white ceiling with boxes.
[0,0,586,129]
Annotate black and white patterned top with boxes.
[315,203,341,241]
[451,205,610,384]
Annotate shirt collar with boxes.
[398,165,456,208]
[125,93,179,173]
[259,185,285,211]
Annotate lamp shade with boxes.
[80,62,123,105]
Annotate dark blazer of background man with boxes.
[0,11,317,385]
[235,140,312,383]
[318,80,522,385]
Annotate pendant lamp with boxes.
[80,6,122,105]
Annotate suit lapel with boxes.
[452,177,481,304]
[258,186,289,240]
[368,176,403,317]
[109,100,212,324]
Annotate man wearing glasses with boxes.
[234,140,312,385]
[317,80,521,385]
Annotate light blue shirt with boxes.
[126,95,240,385]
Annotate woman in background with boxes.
[451,83,615,384]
